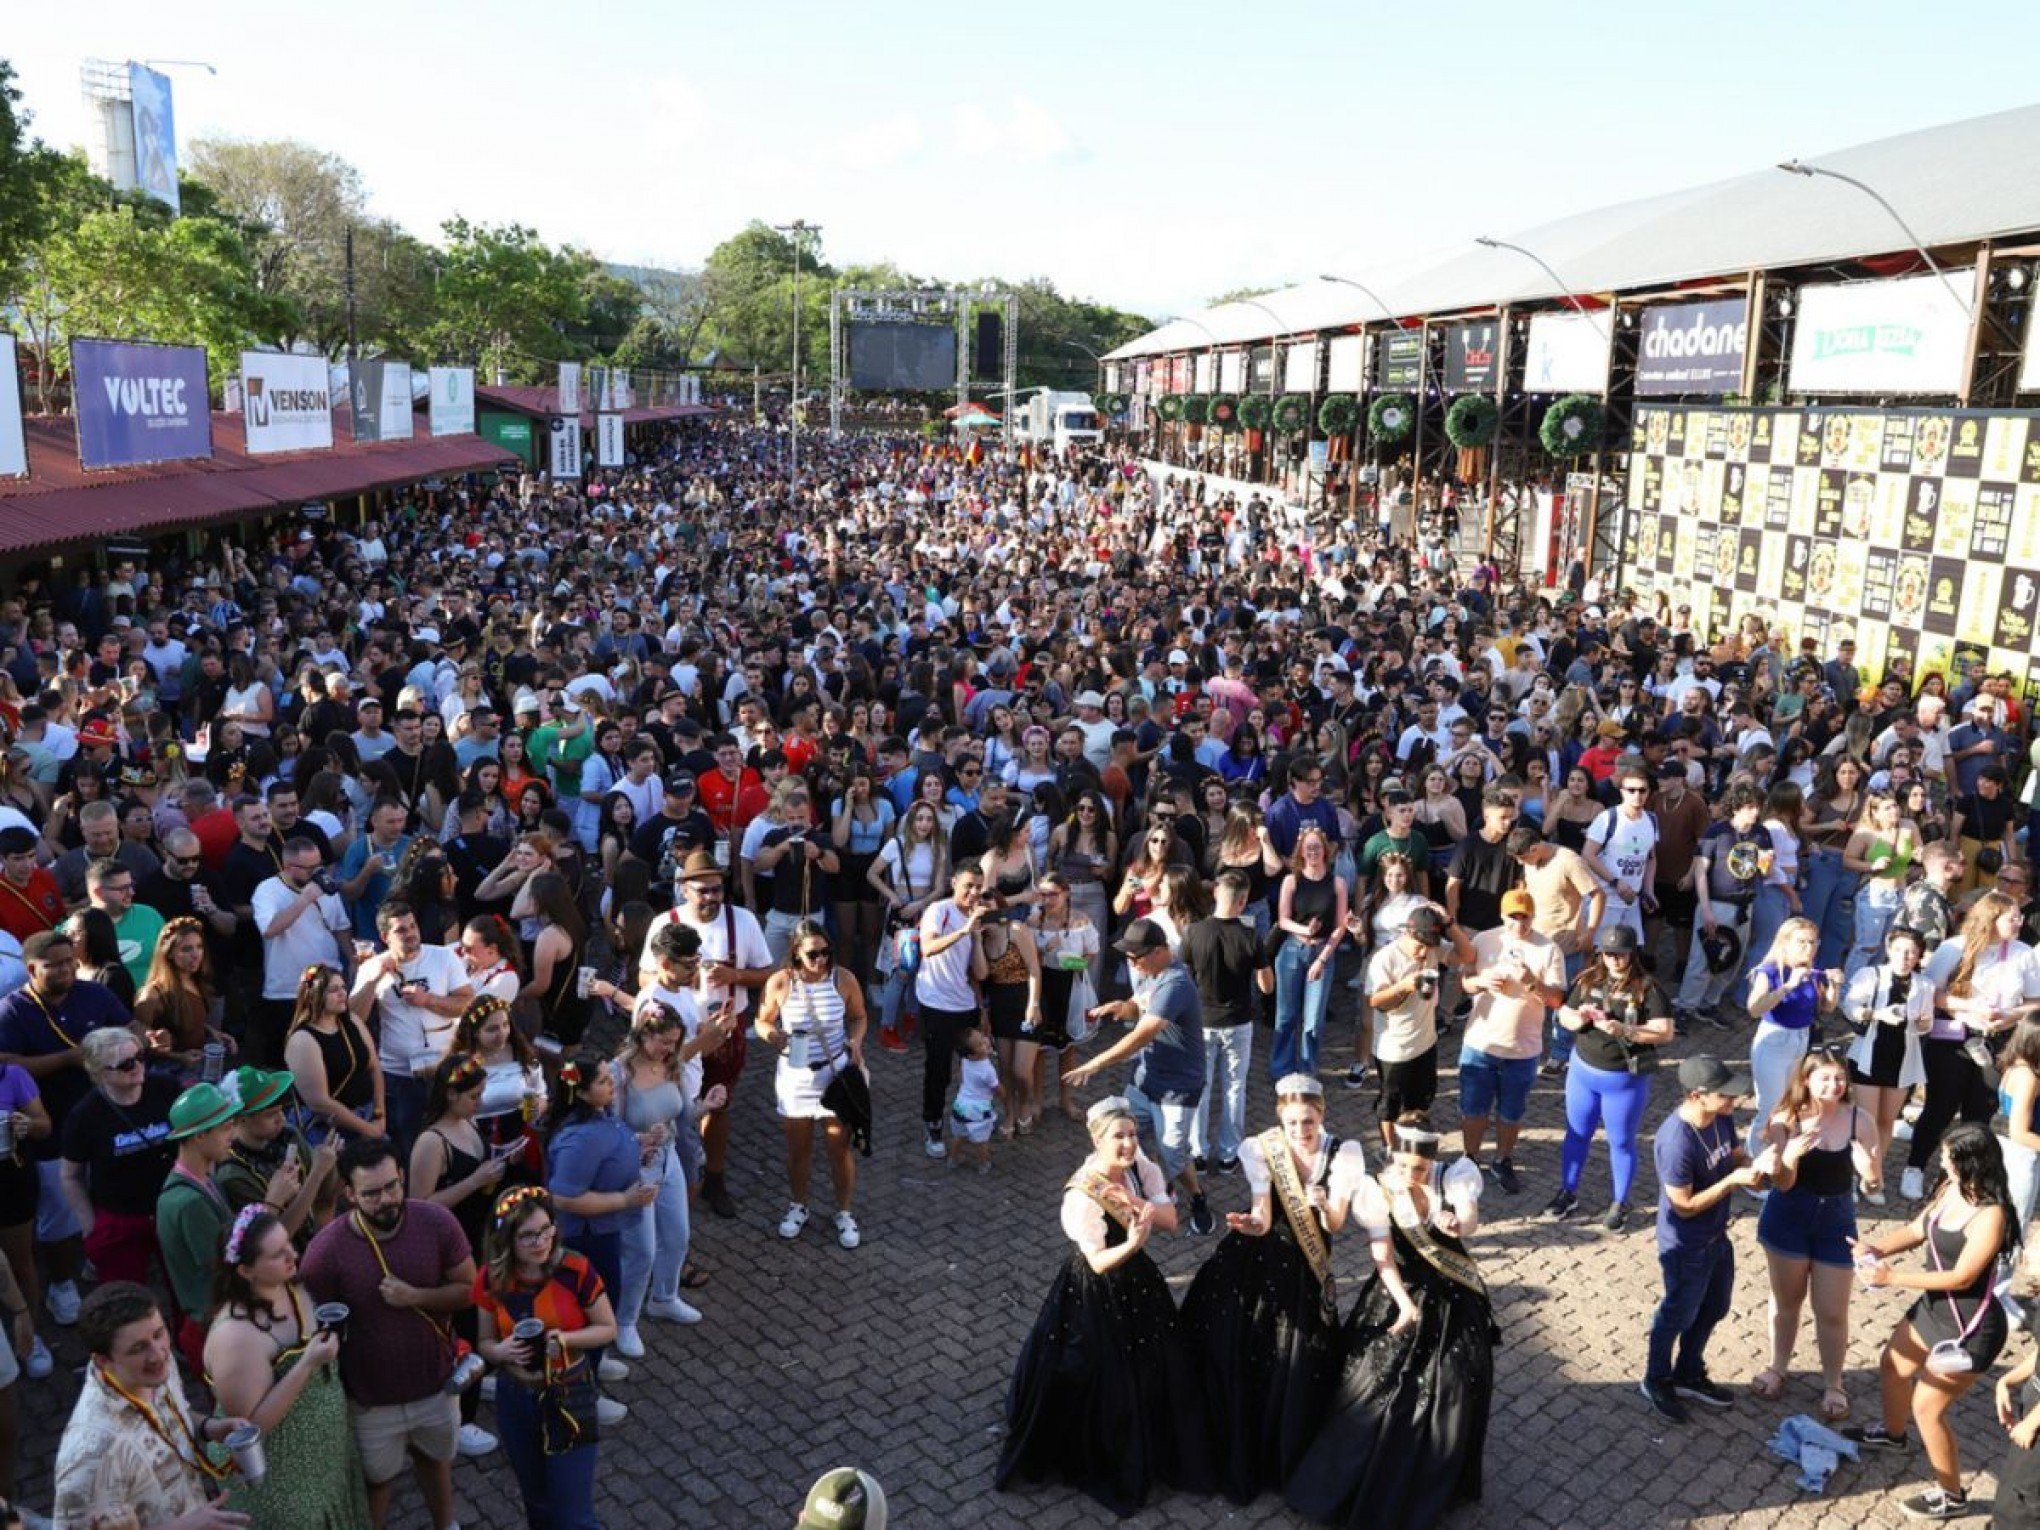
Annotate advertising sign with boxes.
[1523,312,1611,393]
[72,338,213,470]
[127,64,180,215]
[350,360,413,442]
[1283,341,1318,394]
[2025,311,2040,393]
[549,416,582,479]
[1218,351,1244,394]
[1375,330,1423,390]
[1444,322,1498,393]
[1326,335,1366,392]
[240,352,333,454]
[596,413,626,468]
[1788,274,1971,396]
[0,337,25,479]
[428,367,476,437]
[557,362,582,415]
[1636,300,1748,397]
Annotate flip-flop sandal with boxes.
[1751,1369,1785,1401]
[1821,1387,1850,1422]
[680,1264,710,1290]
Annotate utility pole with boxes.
[344,225,358,361]
[774,219,821,499]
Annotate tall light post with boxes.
[773,219,820,496]
[1474,235,1600,324]
[1775,160,1973,318]
[1317,273,1397,321]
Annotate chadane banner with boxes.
[0,337,25,479]
[1444,322,1497,393]
[73,338,213,471]
[240,352,333,454]
[1636,300,1748,397]
[428,367,475,436]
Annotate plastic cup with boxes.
[576,965,596,998]
[201,1041,226,1083]
[0,1115,17,1159]
[510,1316,546,1365]
[313,1301,349,1338]
[444,1348,485,1394]
[225,1423,265,1486]
[354,940,376,964]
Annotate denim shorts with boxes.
[1756,1185,1858,1268]
[1458,1047,1538,1124]
[1125,1082,1199,1183]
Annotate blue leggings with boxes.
[1561,1057,1653,1203]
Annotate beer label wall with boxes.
[1623,405,2040,697]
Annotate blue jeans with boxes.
[1802,848,1856,971]
[1271,937,1332,1079]
[617,1143,689,1327]
[1561,1057,1653,1202]
[1458,1047,1537,1125]
[1191,1023,1252,1163]
[564,1228,623,1372]
[496,1373,601,1530]
[384,1073,428,1162]
[1647,1239,1735,1385]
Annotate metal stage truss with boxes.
[828,288,1020,438]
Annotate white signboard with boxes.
[2019,298,2040,393]
[240,352,333,455]
[1194,353,1215,392]
[1523,312,1611,394]
[377,363,414,440]
[596,413,626,467]
[557,362,582,415]
[1218,351,1245,393]
[549,415,582,479]
[0,336,29,478]
[1283,341,1318,394]
[1326,334,1365,392]
[1788,273,1971,396]
[428,367,475,436]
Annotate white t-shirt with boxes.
[954,1056,999,1116]
[876,838,940,904]
[643,904,772,1019]
[1924,935,2040,1036]
[639,982,707,1104]
[1463,927,1566,1060]
[915,899,978,1012]
[253,876,350,1001]
[353,943,469,1073]
[1586,807,1658,892]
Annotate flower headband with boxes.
[558,1060,583,1088]
[494,1184,550,1228]
[224,1202,268,1265]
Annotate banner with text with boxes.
[1523,312,1610,394]
[1788,274,1971,396]
[1375,330,1423,390]
[1636,299,1748,397]
[428,367,476,436]
[73,338,213,471]
[549,416,583,479]
[1444,322,1497,393]
[349,360,414,442]
[127,64,180,215]
[240,352,333,454]
[558,362,582,415]
[1326,335,1366,393]
[1283,341,1318,395]
[596,413,626,467]
[0,337,25,478]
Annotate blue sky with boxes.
[11,2,2040,320]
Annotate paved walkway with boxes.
[10,1001,2017,1527]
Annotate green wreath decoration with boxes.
[1238,394,1273,431]
[1539,393,1605,457]
[1445,394,1500,449]
[1368,393,1416,444]
[1273,394,1311,433]
[1317,394,1360,434]
[1209,393,1242,431]
[1182,394,1211,426]
[1158,394,1186,422]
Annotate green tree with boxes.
[576,268,644,359]
[0,59,76,311]
[698,221,834,376]
[424,217,595,380]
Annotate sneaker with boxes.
[1538,1060,1564,1079]
[1899,1487,1971,1521]
[835,1210,861,1250]
[25,1334,51,1380]
[1638,1378,1689,1425]
[1672,1375,1736,1410]
[1843,1424,1910,1451]
[1901,1167,1925,1200]
[1862,1181,1889,1207]
[455,1423,497,1457]
[1344,1063,1370,1091]
[1704,1007,1734,1030]
[478,1375,497,1403]
[597,1395,629,1426]
[598,1356,629,1384]
[924,1125,947,1159]
[1892,1117,1915,1142]
[1188,1195,1215,1236]
[1492,1158,1522,1196]
[1216,1156,1241,1177]
[1540,1189,1579,1221]
[1602,1202,1629,1233]
[644,1295,703,1325]
[1193,1155,1210,1173]
[45,1280,79,1327]
[613,1323,645,1360]
[778,1203,810,1240]
[878,1026,908,1054]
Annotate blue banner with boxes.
[127,64,180,215]
[72,338,213,470]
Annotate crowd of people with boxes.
[0,411,2032,1526]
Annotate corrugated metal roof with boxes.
[474,385,718,427]
[1107,104,2040,360]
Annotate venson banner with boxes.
[72,338,213,471]
[240,352,334,454]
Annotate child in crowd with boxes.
[950,1025,1000,1172]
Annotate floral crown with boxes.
[494,1185,550,1229]
[224,1202,268,1265]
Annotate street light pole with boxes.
[1775,160,1973,318]
[1317,273,1397,321]
[1474,236,1598,322]
[774,219,820,498]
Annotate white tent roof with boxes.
[1106,104,2040,361]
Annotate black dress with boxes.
[1179,1133,1353,1503]
[996,1157,1213,1518]
[1287,1184,1499,1530]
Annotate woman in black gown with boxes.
[996,1096,1212,1517]
[1288,1110,1498,1530]
[1180,1073,1399,1503]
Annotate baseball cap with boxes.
[1678,1054,1751,1098]
[797,1468,887,1530]
[1406,907,1447,945]
[664,771,697,795]
[1597,924,1640,954]
[1168,648,1189,664]
[1500,889,1535,919]
[1112,917,1172,958]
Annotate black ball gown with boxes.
[1286,1177,1499,1530]
[1178,1132,1357,1503]
[995,1155,1213,1518]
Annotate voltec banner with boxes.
[240,352,334,454]
[0,337,25,479]
[596,413,626,467]
[1636,300,1748,397]
[428,367,476,436]
[349,359,414,442]
[1375,330,1423,390]
[1444,322,1498,393]
[72,338,213,471]
[549,415,582,479]
[557,362,582,415]
[1788,274,1971,396]
[1523,312,1611,394]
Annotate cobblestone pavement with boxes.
[9,993,2018,1528]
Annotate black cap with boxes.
[1406,907,1447,945]
[1598,924,1640,954]
[1678,1054,1751,1097]
[1111,918,1171,958]
[665,771,697,795]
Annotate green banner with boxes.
[479,410,535,465]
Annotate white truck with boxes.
[1013,390,1103,453]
